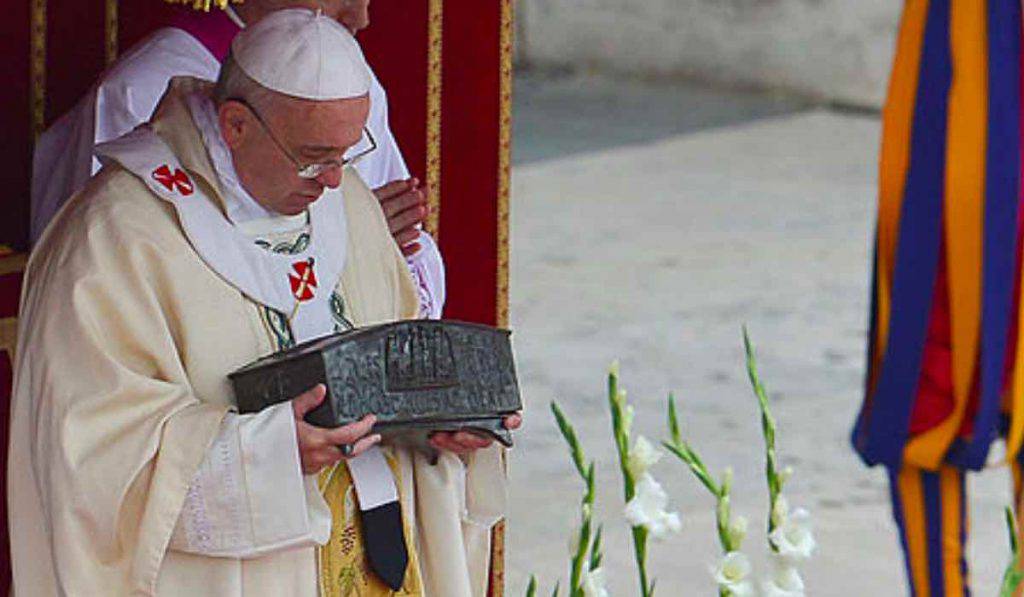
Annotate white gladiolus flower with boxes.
[712,552,754,596]
[624,474,682,539]
[769,507,815,562]
[627,436,663,480]
[779,466,795,485]
[722,466,735,492]
[727,514,749,547]
[761,557,806,597]
[581,566,609,597]
[567,523,581,556]
[771,495,790,528]
[622,404,635,437]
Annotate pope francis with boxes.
[9,9,515,597]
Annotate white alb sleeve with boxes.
[169,402,332,558]
[406,230,447,319]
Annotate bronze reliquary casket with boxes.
[229,320,521,451]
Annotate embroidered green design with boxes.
[255,232,311,255]
[331,291,355,332]
[254,231,309,350]
[337,566,359,597]
[262,308,295,350]
[253,230,348,349]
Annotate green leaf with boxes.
[551,580,561,597]
[525,575,538,597]
[589,525,604,571]
[743,326,783,537]
[1000,506,1024,597]
[551,401,589,481]
[585,462,596,506]
[663,440,720,496]
[667,393,681,445]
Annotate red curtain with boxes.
[0,1,510,592]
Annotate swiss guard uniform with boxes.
[852,0,1024,594]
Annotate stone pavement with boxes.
[505,75,1011,595]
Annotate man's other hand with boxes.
[374,178,429,257]
[292,384,380,474]
[429,413,523,455]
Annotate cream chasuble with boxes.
[29,23,445,319]
[9,78,506,597]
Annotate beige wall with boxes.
[516,0,901,108]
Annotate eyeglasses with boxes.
[228,97,377,179]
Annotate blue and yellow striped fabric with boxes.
[853,0,1023,472]
[889,465,969,597]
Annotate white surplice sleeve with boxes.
[406,230,446,319]
[30,28,220,246]
[355,65,447,319]
[169,402,331,558]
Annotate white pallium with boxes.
[623,474,682,540]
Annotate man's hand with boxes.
[429,413,523,455]
[292,384,380,475]
[374,178,429,257]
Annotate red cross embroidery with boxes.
[289,258,317,302]
[151,164,194,196]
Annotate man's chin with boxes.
[278,193,321,215]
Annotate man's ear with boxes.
[218,102,249,149]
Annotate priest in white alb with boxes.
[30,0,446,319]
[9,9,518,596]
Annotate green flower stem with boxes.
[664,397,738,555]
[551,402,600,597]
[743,327,782,540]
[608,367,653,597]
[1000,506,1024,597]
[526,575,538,597]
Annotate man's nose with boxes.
[316,166,343,189]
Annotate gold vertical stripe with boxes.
[30,0,47,140]
[938,467,964,596]
[105,0,119,66]
[495,0,513,330]
[898,468,932,597]
[487,5,514,596]
[870,0,928,394]
[425,0,443,240]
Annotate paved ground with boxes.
[505,74,1012,595]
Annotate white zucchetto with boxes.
[231,8,371,100]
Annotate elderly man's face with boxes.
[220,94,370,215]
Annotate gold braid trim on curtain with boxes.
[30,0,46,140]
[105,0,119,65]
[163,0,240,11]
[425,0,443,240]
[496,0,513,330]
[488,4,515,594]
